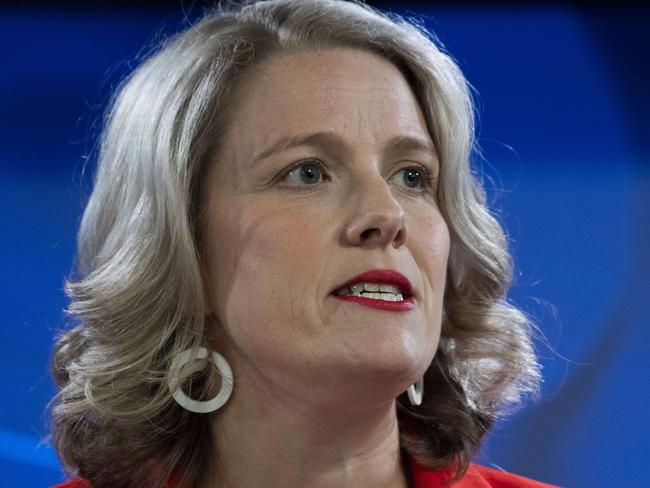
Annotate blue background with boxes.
[1,2,648,487]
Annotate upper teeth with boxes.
[335,282,403,299]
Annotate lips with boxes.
[330,268,413,298]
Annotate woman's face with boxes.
[202,48,450,409]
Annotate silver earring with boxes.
[407,377,424,406]
[167,346,233,413]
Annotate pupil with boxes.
[405,168,421,188]
[300,164,319,184]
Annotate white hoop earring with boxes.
[407,377,424,406]
[168,347,233,413]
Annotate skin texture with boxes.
[200,47,450,488]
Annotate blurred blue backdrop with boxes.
[1,2,648,487]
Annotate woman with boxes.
[48,0,556,487]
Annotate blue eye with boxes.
[279,160,436,194]
[396,167,423,190]
[391,166,438,193]
[281,160,328,187]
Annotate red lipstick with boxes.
[330,269,415,312]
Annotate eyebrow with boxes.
[251,131,438,167]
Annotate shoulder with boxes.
[54,462,559,488]
[409,455,559,488]
[49,472,188,488]
[469,464,559,488]
[50,480,92,488]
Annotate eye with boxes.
[280,159,329,188]
[391,165,437,193]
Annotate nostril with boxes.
[360,228,381,240]
[384,225,406,248]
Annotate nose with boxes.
[343,180,407,249]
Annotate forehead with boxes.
[224,47,432,157]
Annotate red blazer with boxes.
[51,453,559,487]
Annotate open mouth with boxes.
[331,283,410,301]
[330,269,413,298]
[329,284,415,312]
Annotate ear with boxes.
[203,312,228,350]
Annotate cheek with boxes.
[207,200,326,348]
[429,215,450,271]
[239,206,323,280]
[410,203,450,261]
[409,208,450,304]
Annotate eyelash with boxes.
[278,159,438,194]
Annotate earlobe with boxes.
[203,312,230,350]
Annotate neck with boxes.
[200,359,413,488]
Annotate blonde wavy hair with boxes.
[48,0,542,486]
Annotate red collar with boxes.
[410,454,491,487]
[55,452,555,488]
[409,453,558,488]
